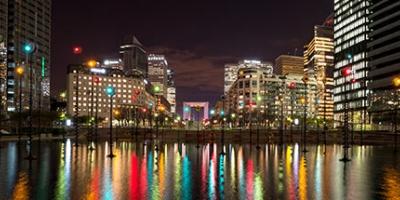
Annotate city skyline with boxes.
[51,0,333,106]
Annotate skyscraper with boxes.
[167,68,176,113]
[275,55,304,76]
[333,0,370,124]
[120,35,147,77]
[367,1,400,124]
[148,54,168,98]
[224,60,273,94]
[6,0,52,112]
[304,17,335,120]
[0,0,7,111]
[368,1,400,91]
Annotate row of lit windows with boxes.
[335,9,367,34]
[335,26,368,51]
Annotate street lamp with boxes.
[72,46,83,55]
[23,42,36,160]
[340,66,352,162]
[15,66,24,141]
[220,95,225,155]
[392,77,400,150]
[256,95,262,149]
[106,85,116,158]
[279,75,287,145]
[301,76,308,153]
[288,81,296,142]
[86,59,97,150]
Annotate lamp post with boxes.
[72,46,82,146]
[16,66,24,141]
[23,42,36,160]
[350,78,356,145]
[288,81,296,143]
[301,76,309,153]
[87,59,97,150]
[340,66,352,162]
[106,86,116,158]
[93,76,100,143]
[195,105,201,148]
[220,95,225,155]
[392,77,400,150]
[279,75,287,145]
[322,78,328,152]
[256,95,262,149]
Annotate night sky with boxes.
[52,0,333,110]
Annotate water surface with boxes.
[0,140,399,199]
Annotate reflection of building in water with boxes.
[382,167,400,200]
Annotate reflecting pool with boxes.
[0,140,400,199]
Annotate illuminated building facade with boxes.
[167,68,176,113]
[224,60,273,94]
[66,65,156,121]
[120,35,148,77]
[333,0,370,124]
[6,0,52,111]
[304,19,335,120]
[367,1,400,126]
[0,0,6,111]
[368,1,400,91]
[102,58,123,71]
[225,66,318,127]
[275,55,304,75]
[148,54,168,98]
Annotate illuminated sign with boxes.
[104,59,120,65]
[244,60,261,64]
[90,68,107,74]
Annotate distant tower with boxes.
[6,0,52,112]
[119,35,148,77]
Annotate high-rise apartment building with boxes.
[120,35,147,77]
[368,1,400,91]
[333,0,370,124]
[367,1,400,125]
[5,0,52,112]
[166,68,176,113]
[148,54,168,98]
[275,55,304,76]
[224,60,273,94]
[304,18,335,120]
[0,0,7,111]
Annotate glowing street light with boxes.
[106,86,116,97]
[72,46,83,54]
[87,59,97,68]
[16,66,24,76]
[154,85,161,93]
[210,109,216,116]
[22,43,34,54]
[393,77,400,88]
[341,67,352,77]
[184,106,190,113]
